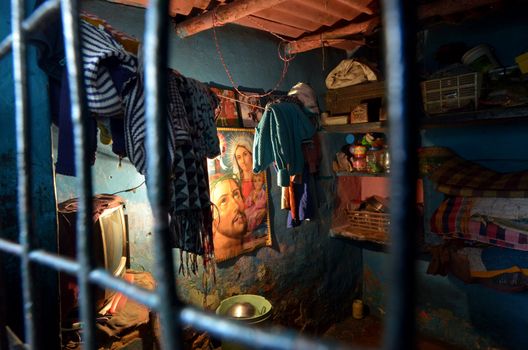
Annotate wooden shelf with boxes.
[321,121,388,133]
[321,106,528,132]
[335,171,388,177]
[330,224,388,245]
[421,105,528,128]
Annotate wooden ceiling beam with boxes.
[253,7,324,32]
[277,1,342,26]
[170,0,194,16]
[107,0,194,16]
[192,0,212,10]
[294,0,360,21]
[317,17,379,39]
[335,0,374,15]
[418,0,501,19]
[284,17,378,54]
[287,38,365,54]
[175,0,288,38]
[234,15,306,38]
[330,40,364,51]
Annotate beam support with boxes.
[287,38,365,54]
[285,17,378,54]
[175,0,288,37]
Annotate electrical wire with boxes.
[111,180,146,195]
[211,9,296,99]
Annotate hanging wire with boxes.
[211,9,296,99]
[216,92,265,110]
[111,180,146,195]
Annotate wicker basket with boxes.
[346,209,390,233]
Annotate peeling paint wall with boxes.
[51,0,363,335]
[0,1,60,346]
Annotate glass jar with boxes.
[352,145,367,159]
[353,157,367,172]
[383,147,390,173]
[366,147,383,173]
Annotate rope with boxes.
[211,9,296,99]
[216,92,265,110]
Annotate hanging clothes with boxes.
[287,165,315,228]
[123,69,220,273]
[170,73,220,272]
[54,19,138,175]
[253,102,316,187]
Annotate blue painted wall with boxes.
[53,0,362,334]
[0,0,59,346]
[364,5,528,349]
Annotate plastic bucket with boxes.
[216,294,272,350]
[462,44,499,73]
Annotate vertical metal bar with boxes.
[0,0,60,59]
[143,0,182,349]
[11,0,38,347]
[60,0,96,349]
[381,0,419,349]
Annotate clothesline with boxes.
[215,92,266,111]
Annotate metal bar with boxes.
[27,253,159,309]
[180,307,366,350]
[0,0,60,59]
[380,1,419,350]
[144,0,182,349]
[11,0,39,347]
[60,0,97,348]
[28,250,79,275]
[0,238,23,256]
[89,269,159,309]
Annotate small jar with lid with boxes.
[366,147,383,173]
[381,146,390,173]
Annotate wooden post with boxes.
[285,18,377,54]
[175,0,289,38]
[287,38,365,55]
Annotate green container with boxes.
[215,294,272,350]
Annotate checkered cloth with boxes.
[430,155,528,198]
[430,197,528,251]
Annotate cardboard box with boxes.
[322,114,348,126]
[379,106,387,121]
[350,103,369,123]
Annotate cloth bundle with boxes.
[325,59,378,89]
[431,196,528,251]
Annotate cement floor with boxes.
[323,314,464,350]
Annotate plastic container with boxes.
[216,295,272,350]
[462,44,500,73]
[352,299,364,319]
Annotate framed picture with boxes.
[237,90,264,128]
[207,128,272,262]
[209,85,242,127]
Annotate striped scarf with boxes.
[80,20,137,116]
[123,69,220,274]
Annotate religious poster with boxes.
[238,92,264,128]
[209,86,241,127]
[207,128,271,262]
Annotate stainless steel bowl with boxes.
[226,302,256,318]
